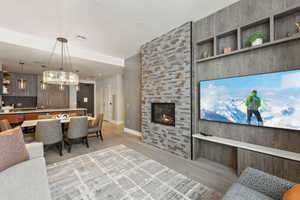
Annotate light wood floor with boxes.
[45,121,237,195]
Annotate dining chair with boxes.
[35,119,63,156]
[0,119,12,131]
[88,113,104,141]
[64,116,88,153]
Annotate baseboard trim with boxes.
[124,128,142,137]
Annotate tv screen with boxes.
[200,70,300,130]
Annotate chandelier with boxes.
[43,37,79,86]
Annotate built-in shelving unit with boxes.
[196,6,300,63]
[193,134,300,162]
[196,38,214,60]
[216,29,238,55]
[274,6,300,40]
[241,18,270,48]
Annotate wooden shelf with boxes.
[193,134,300,162]
[274,6,300,40]
[195,6,300,64]
[196,34,300,63]
[196,38,214,60]
[240,18,270,48]
[216,30,238,55]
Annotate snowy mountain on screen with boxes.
[200,90,300,130]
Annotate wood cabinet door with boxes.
[37,75,70,108]
[0,72,3,95]
[77,83,94,116]
[8,73,37,97]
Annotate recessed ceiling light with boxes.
[76,35,87,40]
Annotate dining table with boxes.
[21,116,95,128]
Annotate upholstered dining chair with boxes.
[0,119,12,131]
[64,116,88,153]
[88,113,104,141]
[35,119,63,156]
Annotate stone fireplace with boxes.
[151,103,175,126]
[141,22,192,159]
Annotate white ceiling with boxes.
[0,0,239,77]
[0,42,123,80]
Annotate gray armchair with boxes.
[64,116,88,153]
[0,119,12,131]
[88,113,104,141]
[35,119,63,156]
[223,168,296,200]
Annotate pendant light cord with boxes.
[66,44,74,72]
[61,39,64,70]
[47,40,58,70]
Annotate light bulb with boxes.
[59,84,64,91]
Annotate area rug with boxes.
[47,145,221,200]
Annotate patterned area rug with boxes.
[47,145,221,200]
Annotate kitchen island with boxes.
[0,108,87,124]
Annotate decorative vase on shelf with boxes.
[246,32,266,47]
[287,32,293,37]
[251,38,263,46]
[223,47,232,54]
[201,51,208,58]
[296,22,300,32]
[3,86,8,95]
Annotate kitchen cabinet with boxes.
[0,72,3,95]
[6,73,37,97]
[37,76,69,108]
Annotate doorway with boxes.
[77,83,94,116]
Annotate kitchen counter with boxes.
[0,108,87,115]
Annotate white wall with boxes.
[69,85,77,109]
[123,54,141,132]
[96,73,124,124]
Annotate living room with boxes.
[0,0,300,200]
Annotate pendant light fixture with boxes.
[17,62,27,89]
[43,37,79,86]
[59,84,64,91]
[40,65,47,90]
[40,81,47,90]
[75,70,80,92]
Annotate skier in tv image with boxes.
[245,90,263,126]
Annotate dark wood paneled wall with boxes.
[238,149,300,183]
[6,73,37,97]
[37,76,69,108]
[192,0,300,182]
[198,140,237,170]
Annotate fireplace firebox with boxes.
[151,103,175,126]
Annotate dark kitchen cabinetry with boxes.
[0,72,3,95]
[37,76,70,109]
[6,73,37,97]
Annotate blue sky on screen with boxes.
[200,70,300,94]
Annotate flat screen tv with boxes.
[200,70,300,131]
